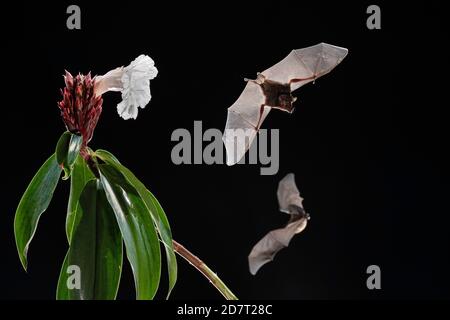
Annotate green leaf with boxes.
[55,131,83,180]
[144,192,177,298]
[95,149,177,298]
[14,154,62,270]
[56,179,123,300]
[99,164,161,300]
[55,132,71,165]
[66,155,95,243]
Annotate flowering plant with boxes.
[14,55,236,300]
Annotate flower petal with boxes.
[117,55,158,120]
[94,67,124,97]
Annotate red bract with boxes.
[58,71,103,153]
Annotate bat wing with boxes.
[261,43,348,91]
[248,218,308,275]
[223,81,270,165]
[277,173,304,213]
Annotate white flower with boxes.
[94,67,124,96]
[117,55,158,120]
[94,54,158,120]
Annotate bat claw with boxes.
[256,73,266,84]
[244,73,266,85]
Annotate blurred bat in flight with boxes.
[248,173,310,275]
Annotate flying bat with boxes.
[223,43,348,165]
[248,173,310,275]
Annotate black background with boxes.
[1,1,448,300]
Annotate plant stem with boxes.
[172,240,238,300]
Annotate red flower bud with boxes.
[58,71,103,151]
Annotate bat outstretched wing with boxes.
[262,42,348,91]
[277,173,304,213]
[223,81,270,165]
[248,218,308,275]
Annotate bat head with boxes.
[287,208,310,225]
[288,204,306,216]
[277,93,296,113]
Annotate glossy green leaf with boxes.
[144,191,177,298]
[14,154,62,270]
[56,132,71,165]
[66,155,95,243]
[56,180,123,300]
[99,164,161,300]
[95,149,177,298]
[55,131,83,180]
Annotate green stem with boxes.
[172,240,238,300]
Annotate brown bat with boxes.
[248,173,310,275]
[223,43,348,165]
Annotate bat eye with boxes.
[278,94,293,110]
[278,94,290,102]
